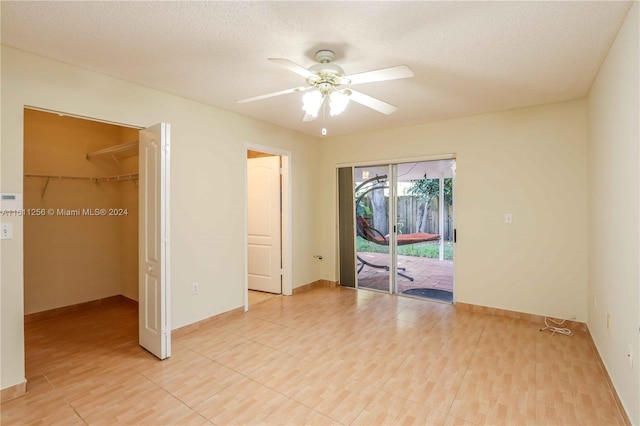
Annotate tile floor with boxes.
[2,287,625,425]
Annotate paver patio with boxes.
[357,252,453,298]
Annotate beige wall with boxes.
[1,46,321,391]
[320,100,589,322]
[23,109,139,314]
[587,3,639,423]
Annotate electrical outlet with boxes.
[504,213,512,224]
[626,345,633,368]
[191,282,199,295]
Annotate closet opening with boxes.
[23,108,142,372]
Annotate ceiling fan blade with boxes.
[268,58,317,80]
[342,65,414,85]
[236,86,310,103]
[348,89,398,115]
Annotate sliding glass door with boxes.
[393,161,454,302]
[354,165,392,292]
[347,159,455,303]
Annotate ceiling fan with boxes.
[236,50,414,122]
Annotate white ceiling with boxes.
[1,1,632,138]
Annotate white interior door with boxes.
[139,122,171,359]
[247,156,282,293]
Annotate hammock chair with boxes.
[355,175,440,281]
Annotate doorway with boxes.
[22,107,170,363]
[23,109,140,313]
[244,145,292,310]
[340,159,456,303]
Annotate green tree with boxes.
[407,178,452,232]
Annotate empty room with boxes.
[1,2,638,425]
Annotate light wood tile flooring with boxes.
[2,287,625,425]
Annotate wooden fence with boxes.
[360,195,453,241]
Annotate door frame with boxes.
[243,143,292,311]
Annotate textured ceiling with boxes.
[1,1,632,137]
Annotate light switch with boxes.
[504,213,512,224]
[1,223,13,240]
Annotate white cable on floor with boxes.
[540,317,574,336]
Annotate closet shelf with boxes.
[86,141,138,159]
[25,173,139,199]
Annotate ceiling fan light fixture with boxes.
[238,50,415,129]
[329,91,350,116]
[302,90,323,118]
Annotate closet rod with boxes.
[25,173,139,199]
[97,173,139,182]
[86,141,139,159]
[25,173,139,182]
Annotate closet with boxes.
[23,109,139,315]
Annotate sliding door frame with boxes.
[389,164,398,295]
[337,167,357,287]
[336,153,457,298]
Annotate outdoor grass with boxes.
[356,237,454,260]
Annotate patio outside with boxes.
[357,242,453,300]
[354,161,455,302]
